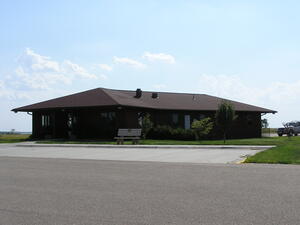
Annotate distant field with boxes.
[0,134,30,143]
[262,128,277,133]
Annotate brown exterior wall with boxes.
[31,106,262,140]
[134,109,261,139]
[118,108,139,128]
[32,107,119,139]
[32,111,55,138]
[228,112,261,138]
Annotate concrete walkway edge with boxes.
[16,142,275,150]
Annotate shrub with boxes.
[191,117,213,140]
[141,113,153,139]
[147,125,194,140]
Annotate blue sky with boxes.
[1,0,300,131]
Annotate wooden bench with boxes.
[114,128,142,144]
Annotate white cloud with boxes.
[0,80,4,89]
[15,66,72,90]
[0,80,11,98]
[98,74,108,80]
[63,60,98,79]
[13,48,104,90]
[198,74,300,105]
[21,48,60,72]
[2,48,110,131]
[113,56,146,69]
[153,84,167,89]
[0,79,31,100]
[198,74,300,127]
[143,52,175,64]
[198,74,250,101]
[99,64,113,71]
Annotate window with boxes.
[246,115,253,126]
[100,112,116,121]
[184,115,191,129]
[67,113,79,129]
[172,113,179,124]
[138,112,143,127]
[199,114,205,120]
[42,115,50,127]
[67,113,73,128]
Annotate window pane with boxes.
[199,114,205,120]
[172,113,179,124]
[101,112,115,121]
[184,115,190,129]
[42,115,51,127]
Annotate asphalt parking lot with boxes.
[0,157,299,225]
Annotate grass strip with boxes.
[0,134,30,143]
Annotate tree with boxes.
[215,100,237,143]
[261,118,269,128]
[191,117,213,140]
[282,122,293,139]
[141,113,153,139]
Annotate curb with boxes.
[15,143,275,150]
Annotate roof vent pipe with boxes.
[152,92,158,99]
[135,88,142,98]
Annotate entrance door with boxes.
[184,115,190,129]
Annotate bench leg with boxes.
[132,139,139,145]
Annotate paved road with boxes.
[0,157,299,225]
[0,143,270,164]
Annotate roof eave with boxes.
[11,104,123,113]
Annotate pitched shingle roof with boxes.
[12,87,276,113]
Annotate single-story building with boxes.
[12,87,276,139]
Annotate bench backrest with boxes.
[117,128,142,137]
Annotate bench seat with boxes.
[114,128,142,144]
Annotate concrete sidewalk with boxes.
[16,142,275,150]
[0,143,274,164]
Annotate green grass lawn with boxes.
[244,136,300,164]
[146,137,300,164]
[0,134,30,143]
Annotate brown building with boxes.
[12,88,276,139]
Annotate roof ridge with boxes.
[101,87,206,95]
[101,88,121,105]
